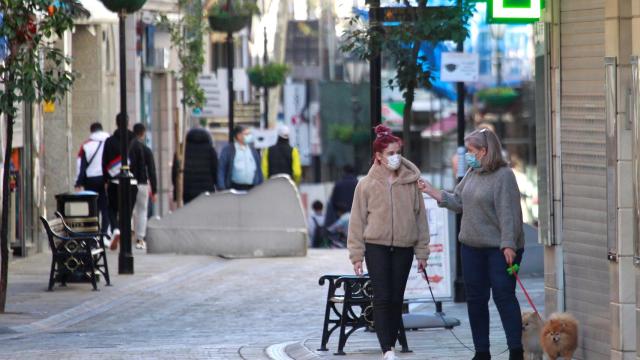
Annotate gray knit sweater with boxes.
[439,166,524,250]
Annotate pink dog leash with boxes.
[508,264,542,320]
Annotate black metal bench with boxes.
[318,274,410,355]
[54,212,111,287]
[40,216,110,291]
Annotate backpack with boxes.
[311,216,330,248]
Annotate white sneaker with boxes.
[136,239,147,250]
[383,348,396,360]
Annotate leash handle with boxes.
[508,264,541,319]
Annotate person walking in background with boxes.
[102,114,144,251]
[218,125,262,191]
[348,125,430,360]
[131,123,157,250]
[324,164,358,228]
[173,128,218,204]
[418,128,525,360]
[261,124,302,184]
[307,200,326,248]
[74,122,110,234]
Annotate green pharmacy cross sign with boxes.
[487,0,542,24]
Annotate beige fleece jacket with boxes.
[347,157,430,264]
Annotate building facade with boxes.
[538,0,639,358]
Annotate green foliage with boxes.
[207,0,259,33]
[207,0,259,18]
[477,86,519,106]
[0,0,87,117]
[247,63,289,89]
[160,0,206,109]
[340,0,475,103]
[329,123,369,145]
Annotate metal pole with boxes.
[496,32,504,139]
[263,22,269,129]
[227,32,234,143]
[369,0,381,161]
[454,13,466,303]
[118,12,134,274]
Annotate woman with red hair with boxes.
[347,125,430,360]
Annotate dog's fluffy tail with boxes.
[549,312,578,324]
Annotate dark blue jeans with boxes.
[365,244,414,353]
[461,244,524,353]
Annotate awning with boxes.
[421,113,457,139]
[381,102,404,129]
[75,0,118,24]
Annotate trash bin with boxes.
[54,191,102,283]
[55,191,99,232]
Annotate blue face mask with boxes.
[244,134,254,144]
[465,152,482,169]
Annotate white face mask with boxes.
[385,154,401,171]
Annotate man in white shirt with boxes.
[74,122,110,234]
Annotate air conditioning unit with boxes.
[154,48,170,70]
[146,48,170,71]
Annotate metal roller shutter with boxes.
[560,0,610,358]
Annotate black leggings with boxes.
[365,243,414,353]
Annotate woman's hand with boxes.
[503,247,517,265]
[417,259,427,280]
[417,178,442,202]
[353,261,364,276]
[417,178,430,193]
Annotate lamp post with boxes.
[490,24,507,138]
[207,0,253,142]
[227,31,234,142]
[100,0,147,274]
[368,0,382,161]
[262,0,268,129]
[345,59,366,173]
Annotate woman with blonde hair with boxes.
[348,125,430,360]
[419,128,525,360]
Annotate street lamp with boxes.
[208,0,254,142]
[100,0,147,274]
[345,59,367,173]
[490,24,507,138]
[262,0,268,129]
[489,24,506,86]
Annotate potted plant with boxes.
[476,87,519,107]
[247,63,289,89]
[208,0,260,33]
[99,0,147,13]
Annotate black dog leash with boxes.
[421,267,510,356]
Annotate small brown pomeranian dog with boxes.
[540,313,579,360]
[522,312,544,360]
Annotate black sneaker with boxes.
[472,352,491,360]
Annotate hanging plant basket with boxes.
[99,0,147,13]
[208,0,259,33]
[477,87,519,107]
[247,63,289,88]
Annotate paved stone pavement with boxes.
[0,249,543,359]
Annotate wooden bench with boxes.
[318,274,410,355]
[39,216,110,291]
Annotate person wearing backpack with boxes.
[307,200,327,248]
[75,122,110,234]
[102,114,145,250]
